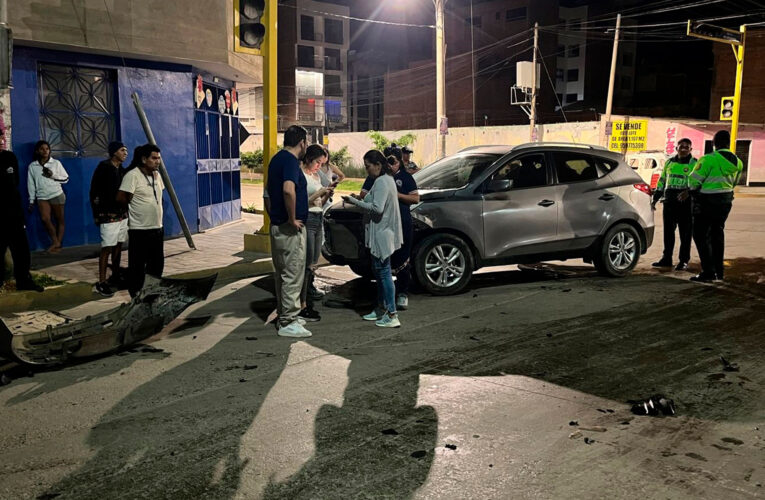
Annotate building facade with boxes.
[8,1,258,249]
[277,0,350,139]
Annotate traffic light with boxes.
[235,0,266,55]
[720,96,735,121]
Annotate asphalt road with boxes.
[1,259,764,498]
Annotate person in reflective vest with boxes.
[685,130,743,283]
[651,138,696,271]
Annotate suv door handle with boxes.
[538,199,555,207]
[598,193,615,201]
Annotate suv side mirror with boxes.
[487,178,513,193]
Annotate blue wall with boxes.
[11,46,199,250]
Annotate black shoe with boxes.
[16,281,44,293]
[94,281,115,297]
[298,307,321,322]
[690,273,716,283]
[674,262,689,271]
[652,259,673,268]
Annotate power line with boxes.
[278,2,436,29]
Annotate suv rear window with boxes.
[552,152,615,183]
[414,153,501,190]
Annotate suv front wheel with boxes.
[413,233,475,295]
[593,223,641,277]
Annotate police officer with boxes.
[402,146,419,174]
[651,138,696,271]
[686,130,743,282]
[0,147,43,292]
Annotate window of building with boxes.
[466,16,482,27]
[620,75,632,90]
[325,99,342,123]
[568,45,580,57]
[568,18,581,31]
[295,70,323,97]
[301,15,315,41]
[297,45,315,68]
[38,63,117,158]
[325,18,343,44]
[566,93,578,103]
[325,48,342,71]
[325,74,342,97]
[298,98,318,122]
[567,69,579,82]
[556,69,564,81]
[557,45,565,55]
[557,93,564,104]
[506,7,526,22]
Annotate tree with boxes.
[367,131,416,151]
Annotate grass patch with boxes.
[242,178,263,185]
[0,272,67,295]
[337,180,363,192]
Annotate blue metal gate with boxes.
[194,76,241,231]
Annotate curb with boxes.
[0,258,275,314]
[0,282,97,314]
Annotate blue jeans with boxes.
[372,256,396,315]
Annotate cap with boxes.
[108,141,126,157]
[402,146,413,153]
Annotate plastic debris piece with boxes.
[630,395,676,416]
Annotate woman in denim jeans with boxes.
[342,150,403,328]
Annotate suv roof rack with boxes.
[457,145,511,153]
[512,142,610,152]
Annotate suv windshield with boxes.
[413,153,501,190]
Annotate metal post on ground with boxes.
[131,92,196,250]
[246,0,278,253]
[730,25,746,156]
[529,22,538,142]
[601,13,621,148]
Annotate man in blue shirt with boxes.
[266,125,310,337]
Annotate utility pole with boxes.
[529,22,538,142]
[729,25,746,153]
[434,0,447,158]
[602,13,621,148]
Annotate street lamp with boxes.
[433,0,447,158]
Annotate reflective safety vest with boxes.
[656,156,696,191]
[689,149,743,194]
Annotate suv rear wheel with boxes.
[414,233,474,295]
[594,223,641,277]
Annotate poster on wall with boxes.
[195,75,205,108]
[608,119,648,152]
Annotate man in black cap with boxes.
[402,146,419,174]
[0,128,43,292]
[90,141,129,296]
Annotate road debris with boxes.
[579,426,607,432]
[410,450,427,459]
[569,420,579,426]
[243,365,258,370]
[719,355,739,372]
[630,395,676,416]
[584,437,595,444]
[445,444,457,450]
[381,429,399,435]
[245,336,258,341]
[569,430,583,439]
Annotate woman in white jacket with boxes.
[342,150,403,328]
[27,140,68,252]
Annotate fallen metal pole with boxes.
[131,92,196,249]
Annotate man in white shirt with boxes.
[117,144,165,297]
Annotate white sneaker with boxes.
[396,294,408,310]
[362,308,385,321]
[376,313,401,328]
[277,321,312,338]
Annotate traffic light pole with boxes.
[730,25,746,154]
[257,0,278,241]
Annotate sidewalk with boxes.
[32,213,268,283]
[1,213,271,313]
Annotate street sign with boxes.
[687,21,743,46]
[720,96,735,121]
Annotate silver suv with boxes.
[323,143,655,295]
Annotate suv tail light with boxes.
[633,183,652,196]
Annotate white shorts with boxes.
[100,219,128,247]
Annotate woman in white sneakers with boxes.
[27,140,69,252]
[342,150,403,328]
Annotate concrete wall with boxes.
[8,0,261,83]
[11,46,198,250]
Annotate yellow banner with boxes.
[608,119,648,152]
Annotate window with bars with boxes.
[38,63,117,158]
